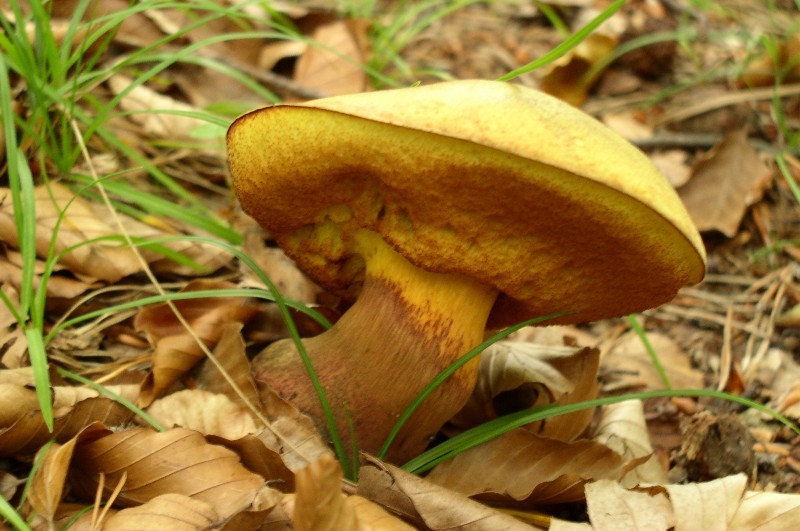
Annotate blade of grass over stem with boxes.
[403,388,800,475]
[627,314,672,390]
[58,368,166,432]
[27,329,53,431]
[377,311,572,459]
[498,0,625,81]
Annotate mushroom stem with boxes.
[252,230,498,462]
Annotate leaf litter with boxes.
[1,0,800,529]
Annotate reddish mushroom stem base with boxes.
[251,231,498,463]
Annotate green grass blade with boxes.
[403,388,800,475]
[627,314,671,390]
[377,311,571,459]
[27,328,53,431]
[498,0,625,81]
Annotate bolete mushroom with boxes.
[227,80,706,462]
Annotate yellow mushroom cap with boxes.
[228,80,706,326]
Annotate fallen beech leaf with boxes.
[357,459,539,530]
[732,488,800,529]
[208,434,295,493]
[108,74,213,143]
[426,429,630,505]
[69,427,265,516]
[665,474,747,529]
[592,400,667,485]
[585,479,673,530]
[0,390,134,457]
[602,331,703,391]
[451,342,599,442]
[0,184,144,282]
[346,495,416,530]
[293,455,356,530]
[147,389,258,439]
[678,130,772,237]
[135,279,260,406]
[294,18,368,96]
[255,388,334,473]
[28,424,111,524]
[103,493,220,530]
[193,322,261,411]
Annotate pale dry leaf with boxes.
[147,389,258,439]
[678,130,772,237]
[426,429,630,505]
[255,388,334,473]
[29,443,74,523]
[294,19,368,96]
[221,485,287,530]
[107,74,215,143]
[209,434,295,493]
[0,469,20,502]
[194,322,261,410]
[135,280,260,406]
[540,32,618,106]
[753,348,800,418]
[0,183,143,282]
[357,459,540,530]
[665,474,747,531]
[601,110,654,141]
[730,489,800,530]
[28,423,112,525]
[0,390,134,457]
[651,150,692,188]
[592,400,668,485]
[293,454,356,531]
[452,342,599,442]
[0,250,98,300]
[585,479,673,531]
[602,331,703,392]
[103,493,220,531]
[346,495,417,531]
[69,427,265,516]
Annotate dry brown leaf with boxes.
[294,18,368,96]
[135,279,260,406]
[69,427,265,516]
[346,495,417,530]
[732,488,800,529]
[147,389,258,439]
[592,400,668,486]
[651,150,693,188]
[193,322,261,410]
[293,454,356,530]
[678,130,772,237]
[209,434,295,493]
[0,389,135,457]
[255,389,334,473]
[602,330,703,392]
[103,493,220,530]
[585,480,674,530]
[108,74,217,144]
[452,342,599,442]
[357,459,540,530]
[0,183,144,282]
[426,429,630,505]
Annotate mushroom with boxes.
[227,80,706,462]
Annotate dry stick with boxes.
[654,83,800,126]
[67,120,314,464]
[717,307,734,392]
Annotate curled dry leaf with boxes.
[0,385,135,457]
[451,342,600,442]
[69,427,265,517]
[293,18,369,97]
[578,474,800,530]
[601,331,703,392]
[585,479,674,531]
[255,388,334,473]
[147,389,258,439]
[27,423,111,526]
[357,458,536,530]
[293,454,356,530]
[108,74,215,144]
[193,322,261,411]
[592,400,668,486]
[102,493,220,530]
[426,429,632,505]
[135,279,260,406]
[678,130,772,237]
